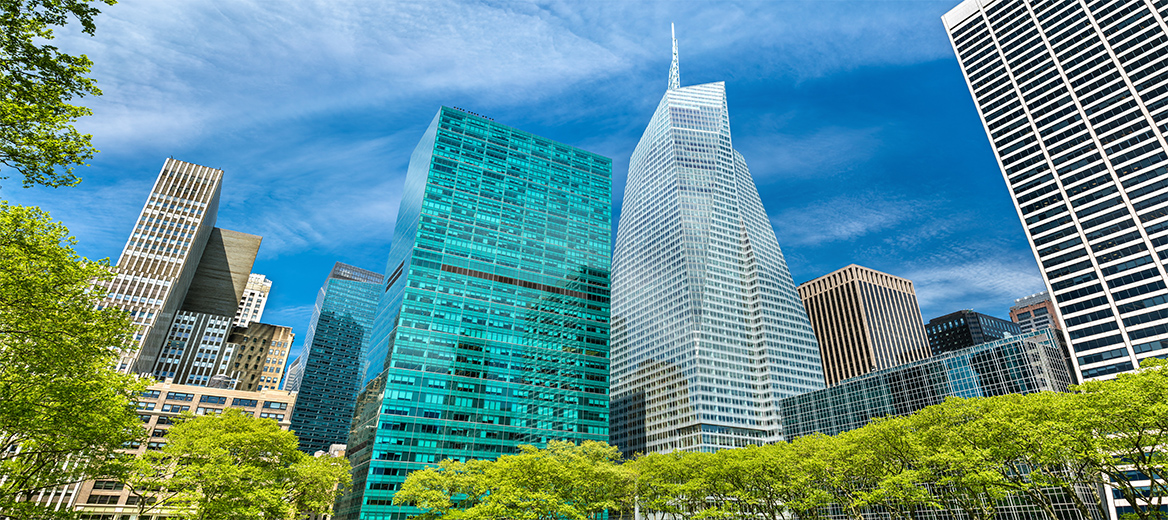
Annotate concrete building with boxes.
[71,383,296,519]
[926,309,1022,356]
[287,262,382,455]
[225,322,294,391]
[336,106,612,520]
[96,159,226,374]
[1012,291,1060,333]
[234,273,273,327]
[608,26,825,457]
[96,158,272,383]
[943,0,1168,385]
[797,265,932,387]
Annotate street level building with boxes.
[779,329,1073,438]
[336,106,612,520]
[288,262,382,455]
[610,28,825,456]
[234,273,273,327]
[943,0,1168,382]
[1012,291,1061,333]
[798,265,932,386]
[72,383,296,519]
[926,309,1022,356]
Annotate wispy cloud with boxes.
[905,248,1045,319]
[772,191,944,247]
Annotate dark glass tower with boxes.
[336,107,612,520]
[926,309,1023,356]
[288,262,383,454]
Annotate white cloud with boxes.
[905,248,1045,319]
[772,191,941,247]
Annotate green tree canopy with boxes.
[1,0,116,189]
[396,440,632,520]
[128,408,351,520]
[0,201,144,519]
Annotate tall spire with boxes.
[668,23,680,90]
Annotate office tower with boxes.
[336,106,611,519]
[234,273,273,327]
[608,28,824,456]
[151,226,263,384]
[1012,291,1060,333]
[780,329,1071,437]
[944,0,1168,382]
[97,159,224,373]
[284,356,304,392]
[73,383,297,518]
[288,262,382,454]
[797,265,932,386]
[926,309,1023,356]
[225,322,295,391]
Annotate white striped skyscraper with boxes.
[944,0,1168,383]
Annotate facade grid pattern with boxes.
[609,38,825,456]
[798,265,933,387]
[943,0,1168,383]
[288,262,383,454]
[96,159,223,374]
[336,106,612,520]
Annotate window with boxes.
[232,398,258,407]
[258,412,284,421]
[137,402,155,411]
[92,481,124,490]
[86,495,119,504]
[200,395,227,404]
[147,441,165,450]
[141,390,161,399]
[263,401,287,410]
[161,404,189,413]
[196,407,222,415]
[165,392,194,401]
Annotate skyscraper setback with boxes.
[337,106,611,519]
[944,0,1168,381]
[608,28,825,455]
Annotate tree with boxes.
[130,409,351,520]
[396,440,632,520]
[1,0,116,189]
[1075,358,1168,520]
[0,202,145,519]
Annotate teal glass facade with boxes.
[337,107,612,520]
[288,262,383,454]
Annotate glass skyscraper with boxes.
[288,262,383,454]
[336,107,612,520]
[609,29,825,455]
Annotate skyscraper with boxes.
[608,27,825,456]
[926,309,1022,356]
[288,262,383,454]
[1011,291,1060,333]
[97,159,225,373]
[945,0,1168,381]
[797,265,932,386]
[234,273,273,327]
[336,106,611,520]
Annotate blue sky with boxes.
[2,0,1045,360]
